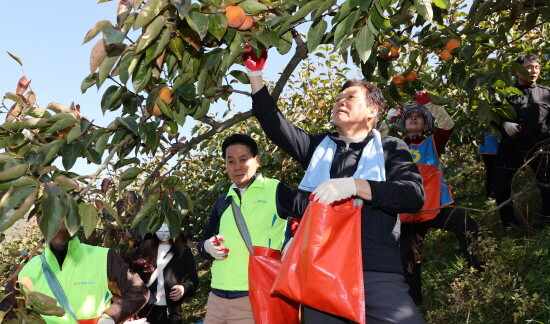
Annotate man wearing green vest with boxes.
[197,134,307,324]
[18,215,149,324]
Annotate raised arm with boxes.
[245,48,319,168]
[104,250,149,323]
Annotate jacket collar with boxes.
[227,174,264,199]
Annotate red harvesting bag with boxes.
[271,198,365,324]
[248,246,300,324]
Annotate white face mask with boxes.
[156,224,170,242]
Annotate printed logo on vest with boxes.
[410,149,421,163]
[74,281,96,286]
[255,200,268,204]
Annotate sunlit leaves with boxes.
[414,0,433,22]
[79,202,98,238]
[134,0,164,30]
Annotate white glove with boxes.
[312,178,356,204]
[97,317,115,324]
[386,107,402,122]
[204,235,229,259]
[502,122,521,137]
[378,120,390,137]
[424,102,454,130]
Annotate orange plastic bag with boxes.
[248,246,300,324]
[271,198,365,324]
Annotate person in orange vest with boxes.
[387,91,483,305]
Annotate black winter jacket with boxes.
[252,86,425,274]
[499,83,550,155]
[138,245,199,317]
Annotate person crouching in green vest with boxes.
[197,133,308,324]
[18,214,150,324]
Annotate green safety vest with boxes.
[211,175,285,291]
[19,237,111,323]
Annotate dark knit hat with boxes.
[396,101,434,131]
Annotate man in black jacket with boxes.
[245,49,425,324]
[494,54,550,228]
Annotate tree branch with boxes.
[141,110,253,189]
[272,30,309,102]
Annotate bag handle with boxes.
[40,253,79,321]
[229,196,254,255]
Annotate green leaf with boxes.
[174,190,193,214]
[312,0,336,21]
[307,19,328,53]
[355,24,374,63]
[152,24,173,60]
[134,0,164,30]
[432,0,449,9]
[98,45,126,88]
[334,10,359,49]
[196,68,209,97]
[81,73,97,93]
[135,16,166,53]
[170,0,192,19]
[66,125,82,144]
[0,187,36,232]
[103,202,124,228]
[208,13,228,41]
[428,93,452,105]
[229,70,249,84]
[43,139,65,165]
[102,24,126,45]
[278,0,322,35]
[83,20,112,44]
[116,117,139,135]
[94,132,111,156]
[168,36,185,60]
[7,52,23,66]
[120,167,142,181]
[238,0,268,15]
[79,202,98,239]
[61,141,85,171]
[140,122,159,151]
[165,207,181,238]
[40,185,69,242]
[185,11,209,40]
[65,198,80,236]
[414,0,433,22]
[46,116,77,135]
[132,59,152,93]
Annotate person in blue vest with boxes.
[477,131,499,199]
[196,134,308,324]
[245,49,425,323]
[389,92,483,305]
[18,215,150,324]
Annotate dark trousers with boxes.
[493,149,550,227]
[481,154,496,199]
[400,206,481,305]
[303,271,424,324]
[138,304,181,324]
